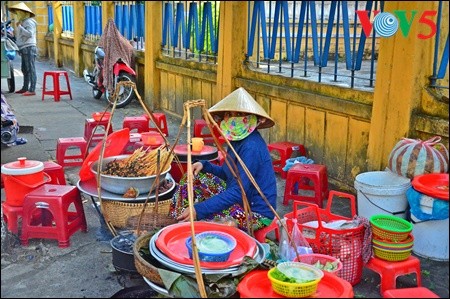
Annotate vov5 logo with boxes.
[356,10,437,39]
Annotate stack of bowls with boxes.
[370,214,414,261]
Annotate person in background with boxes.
[9,2,37,96]
[171,87,277,232]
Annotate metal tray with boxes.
[76,173,176,202]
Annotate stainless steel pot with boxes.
[90,155,171,195]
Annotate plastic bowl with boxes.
[268,262,323,298]
[293,253,342,274]
[185,231,237,262]
[141,132,164,146]
[370,214,413,242]
[92,111,111,122]
[372,233,414,249]
[372,246,412,262]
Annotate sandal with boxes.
[15,137,27,145]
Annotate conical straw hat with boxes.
[209,87,275,129]
[8,2,35,18]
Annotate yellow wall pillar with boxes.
[215,2,248,101]
[144,2,162,110]
[367,1,439,170]
[102,2,114,28]
[28,1,48,58]
[72,1,85,76]
[52,1,62,67]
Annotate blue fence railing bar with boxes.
[430,0,449,90]
[47,4,54,32]
[62,2,74,38]
[84,1,102,41]
[161,1,220,63]
[114,1,145,50]
[246,1,383,90]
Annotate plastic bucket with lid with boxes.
[354,170,411,219]
[1,157,50,206]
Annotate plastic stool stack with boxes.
[283,163,328,207]
[42,70,73,102]
[365,255,422,295]
[193,119,225,145]
[20,184,88,248]
[123,116,149,133]
[84,118,113,147]
[267,142,306,179]
[43,161,66,185]
[56,137,88,167]
[1,202,23,234]
[382,287,439,298]
[144,113,169,136]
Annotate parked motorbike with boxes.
[83,46,136,108]
[1,19,17,93]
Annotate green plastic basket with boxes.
[370,214,413,242]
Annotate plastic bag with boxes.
[282,156,314,172]
[277,217,313,262]
[407,187,449,221]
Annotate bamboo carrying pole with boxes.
[95,82,302,296]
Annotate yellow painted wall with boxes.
[20,1,449,191]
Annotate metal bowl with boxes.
[90,155,171,195]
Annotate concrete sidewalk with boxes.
[1,57,449,298]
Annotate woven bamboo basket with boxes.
[126,213,177,231]
[101,199,172,228]
[133,232,165,286]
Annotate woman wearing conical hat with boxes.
[172,87,277,232]
[8,2,37,96]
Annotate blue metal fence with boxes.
[47,4,54,32]
[246,1,383,90]
[84,1,102,41]
[114,1,145,50]
[62,1,74,38]
[161,1,220,62]
[430,0,449,90]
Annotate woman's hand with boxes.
[192,161,203,176]
[177,208,197,222]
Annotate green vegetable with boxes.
[271,268,297,283]
[271,267,315,283]
[312,260,339,271]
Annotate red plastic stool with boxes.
[283,163,328,207]
[193,119,225,145]
[56,137,88,167]
[123,116,149,133]
[20,184,88,248]
[144,113,169,137]
[1,202,23,234]
[365,255,422,295]
[254,219,280,243]
[383,287,439,298]
[43,161,66,185]
[267,142,306,179]
[42,70,73,102]
[84,118,113,147]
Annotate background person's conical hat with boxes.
[209,87,275,129]
[8,2,35,18]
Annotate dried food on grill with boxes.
[102,146,174,177]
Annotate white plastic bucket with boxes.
[410,213,449,261]
[354,170,411,219]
